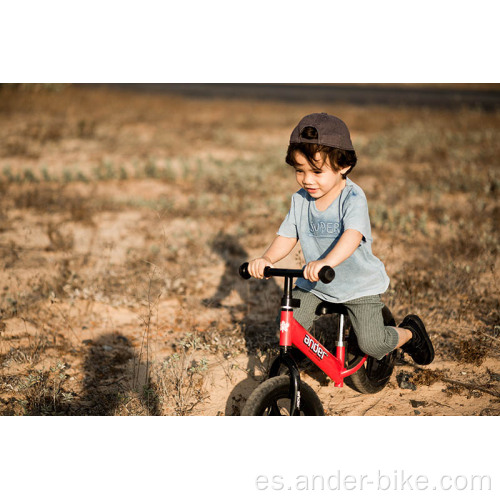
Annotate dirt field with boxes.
[0,84,499,416]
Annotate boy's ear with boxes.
[340,166,350,175]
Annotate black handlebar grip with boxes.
[318,266,335,284]
[239,262,251,280]
[240,262,334,283]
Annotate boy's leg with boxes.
[343,295,399,360]
[344,295,434,364]
[394,327,412,347]
[290,288,323,332]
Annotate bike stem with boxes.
[281,276,300,311]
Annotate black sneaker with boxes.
[399,315,435,365]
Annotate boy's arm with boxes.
[248,235,297,279]
[303,229,363,282]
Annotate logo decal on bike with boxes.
[303,334,329,360]
[280,321,290,333]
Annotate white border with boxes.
[1,417,498,499]
[2,1,499,82]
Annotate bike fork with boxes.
[268,274,302,415]
[269,348,301,416]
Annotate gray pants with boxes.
[292,288,399,360]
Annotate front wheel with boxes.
[242,375,324,416]
[344,305,397,394]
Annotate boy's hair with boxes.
[286,113,357,179]
[286,126,357,179]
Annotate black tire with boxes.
[344,305,397,394]
[242,375,324,416]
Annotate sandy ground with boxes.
[0,84,499,416]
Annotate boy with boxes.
[247,113,434,365]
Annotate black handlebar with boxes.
[239,262,335,284]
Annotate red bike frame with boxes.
[279,308,367,387]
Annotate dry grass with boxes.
[0,84,499,415]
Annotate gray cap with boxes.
[289,112,354,151]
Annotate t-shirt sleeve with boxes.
[342,191,371,241]
[277,195,299,239]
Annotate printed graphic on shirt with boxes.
[309,220,341,238]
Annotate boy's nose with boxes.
[303,173,314,184]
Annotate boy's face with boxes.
[293,152,349,205]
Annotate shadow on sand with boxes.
[78,332,160,415]
[202,232,283,415]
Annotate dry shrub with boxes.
[0,333,49,367]
[152,333,209,415]
[479,407,500,416]
[11,185,62,210]
[1,137,41,158]
[13,363,73,416]
[29,120,64,142]
[443,384,466,397]
[11,185,94,224]
[412,368,442,386]
[454,339,488,366]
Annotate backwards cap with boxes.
[289,112,354,151]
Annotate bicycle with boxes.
[238,262,398,416]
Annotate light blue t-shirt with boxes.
[277,178,390,303]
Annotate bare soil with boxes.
[0,84,499,416]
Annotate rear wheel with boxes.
[242,375,324,416]
[344,306,397,394]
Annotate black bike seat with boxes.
[315,301,348,316]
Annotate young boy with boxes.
[248,113,434,365]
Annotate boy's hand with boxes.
[303,259,330,283]
[248,257,273,279]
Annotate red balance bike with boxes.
[238,263,397,416]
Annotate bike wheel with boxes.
[242,375,324,416]
[344,306,397,394]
